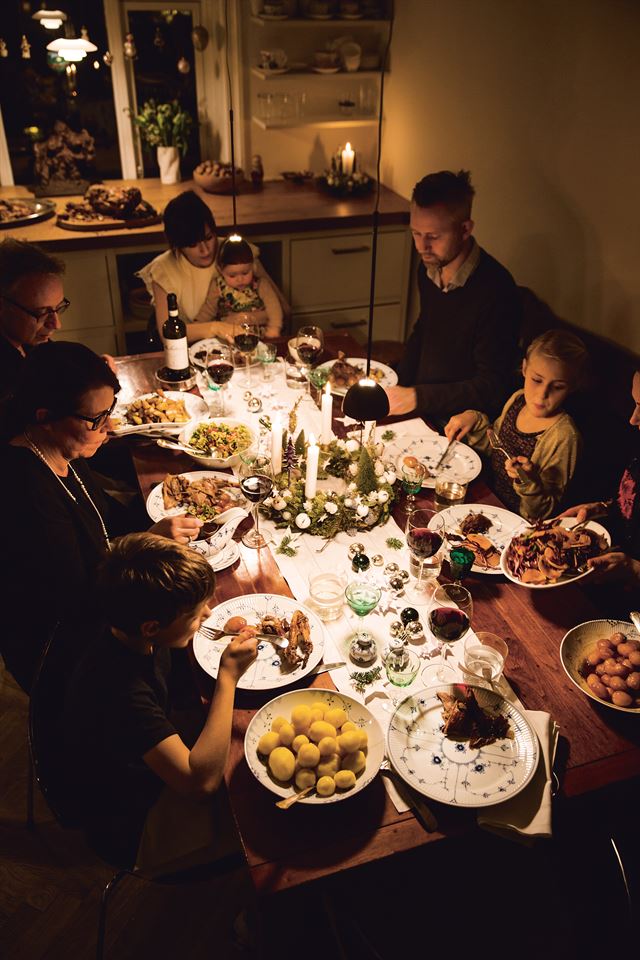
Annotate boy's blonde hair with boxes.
[525,329,589,389]
[97,532,215,633]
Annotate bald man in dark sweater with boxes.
[388,171,521,423]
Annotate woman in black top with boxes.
[0,341,202,691]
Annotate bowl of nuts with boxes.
[193,161,245,194]
[560,619,640,713]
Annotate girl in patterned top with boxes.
[206,236,282,338]
[444,330,589,520]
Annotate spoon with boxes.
[156,438,209,457]
[630,611,640,633]
[275,786,314,809]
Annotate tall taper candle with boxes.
[321,382,333,445]
[305,433,319,499]
[271,414,282,474]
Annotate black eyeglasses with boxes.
[72,399,117,431]
[1,294,70,321]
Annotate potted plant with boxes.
[129,100,193,184]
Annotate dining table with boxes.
[113,333,640,898]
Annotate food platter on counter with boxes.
[56,210,161,231]
[0,197,56,229]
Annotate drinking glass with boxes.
[306,364,330,404]
[308,572,346,622]
[205,343,234,416]
[256,341,278,381]
[401,460,426,514]
[448,545,475,584]
[405,508,445,605]
[462,632,508,687]
[295,325,324,395]
[382,646,420,711]
[434,477,468,512]
[238,449,274,549]
[428,583,473,682]
[234,317,260,389]
[345,582,381,666]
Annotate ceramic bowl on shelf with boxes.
[193,163,245,194]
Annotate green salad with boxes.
[189,422,252,458]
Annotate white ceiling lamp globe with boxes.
[32,9,68,30]
[46,35,97,63]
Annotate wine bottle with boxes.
[162,293,190,381]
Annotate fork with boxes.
[486,428,530,483]
[197,625,289,648]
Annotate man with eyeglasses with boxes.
[0,238,67,398]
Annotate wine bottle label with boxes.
[165,339,189,371]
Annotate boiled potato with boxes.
[295,768,316,790]
[340,750,366,774]
[257,731,280,756]
[310,700,327,718]
[268,746,295,781]
[325,707,348,730]
[271,715,289,734]
[337,730,361,755]
[334,769,357,791]
[278,722,296,747]
[309,720,338,743]
[341,721,357,734]
[318,736,337,758]
[292,734,310,754]
[357,728,368,750]
[612,690,633,707]
[224,616,247,633]
[316,776,336,798]
[317,755,340,778]
[291,704,312,734]
[309,707,325,724]
[297,743,321,768]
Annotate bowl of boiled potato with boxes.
[244,688,384,804]
[560,618,640,714]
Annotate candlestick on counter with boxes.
[320,383,333,445]
[271,414,282,474]
[305,434,319,499]
[341,142,355,176]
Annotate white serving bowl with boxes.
[178,417,255,469]
[560,619,640,715]
[244,688,384,804]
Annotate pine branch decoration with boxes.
[283,437,298,484]
[356,445,377,496]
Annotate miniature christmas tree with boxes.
[356,445,377,495]
[283,437,298,484]
[294,429,306,457]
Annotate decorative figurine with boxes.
[0,39,8,58]
[21,35,31,59]
[123,33,137,59]
[177,56,191,74]
[251,154,264,188]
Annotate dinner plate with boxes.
[386,684,539,807]
[110,391,208,436]
[189,337,262,371]
[430,503,526,576]
[316,357,397,396]
[389,434,482,489]
[560,619,640,715]
[193,594,325,690]
[311,65,341,74]
[500,518,611,589]
[255,66,289,76]
[146,470,244,524]
[207,540,241,573]
[244,688,384,803]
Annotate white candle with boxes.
[320,382,333,445]
[341,142,355,176]
[305,433,319,499]
[271,414,282,474]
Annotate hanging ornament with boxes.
[21,35,31,59]
[153,26,165,51]
[0,39,8,58]
[46,50,66,72]
[103,50,113,67]
[123,33,136,59]
[191,26,209,52]
[177,56,191,74]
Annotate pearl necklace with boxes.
[24,433,111,550]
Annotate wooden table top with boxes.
[114,336,640,896]
[0,179,410,252]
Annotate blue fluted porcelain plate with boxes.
[386,684,539,807]
[388,434,482,489]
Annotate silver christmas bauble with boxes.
[247,396,263,413]
[388,576,405,595]
[348,542,366,559]
[405,620,424,640]
[372,554,384,566]
[399,569,410,582]
[384,562,400,576]
[389,620,404,637]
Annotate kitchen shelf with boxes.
[251,67,382,80]
[251,114,377,130]
[251,16,390,27]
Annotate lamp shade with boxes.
[342,378,390,422]
[33,9,67,30]
[47,36,97,61]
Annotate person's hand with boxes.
[101,353,117,374]
[263,326,280,339]
[558,502,605,524]
[444,411,477,441]
[385,386,417,416]
[149,516,203,544]
[588,552,640,585]
[506,455,535,480]
[219,629,258,683]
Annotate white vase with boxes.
[157,146,180,184]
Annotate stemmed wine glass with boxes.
[295,325,324,395]
[405,508,445,605]
[428,583,473,682]
[401,460,426,514]
[345,582,382,666]
[382,643,420,712]
[234,317,260,389]
[238,448,274,549]
[205,343,234,417]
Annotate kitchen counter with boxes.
[0,178,409,251]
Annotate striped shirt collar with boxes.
[426,238,480,292]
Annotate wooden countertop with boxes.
[0,179,410,252]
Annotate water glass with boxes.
[434,477,468,512]
[308,572,346,622]
[257,341,278,380]
[463,632,508,685]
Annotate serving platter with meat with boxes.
[145,470,245,530]
[56,184,160,230]
[428,503,525,575]
[193,594,325,690]
[314,353,397,396]
[0,197,56,229]
[501,518,611,589]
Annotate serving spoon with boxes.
[276,786,314,809]
[156,438,210,457]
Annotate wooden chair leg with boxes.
[26,746,34,829]
[97,870,130,960]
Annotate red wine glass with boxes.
[428,583,473,682]
[205,343,234,416]
[405,508,444,605]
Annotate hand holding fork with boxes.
[486,428,531,484]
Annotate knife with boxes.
[379,760,439,832]
[308,661,346,676]
[433,437,456,473]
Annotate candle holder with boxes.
[317,170,374,196]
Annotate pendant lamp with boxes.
[32,8,67,30]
